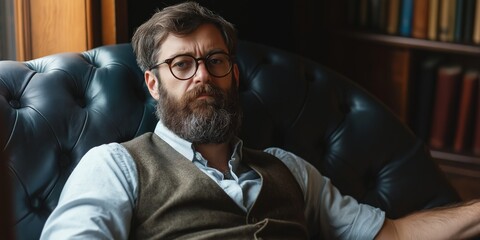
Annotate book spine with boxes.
[454,0,466,42]
[438,0,457,42]
[346,0,359,27]
[473,79,480,155]
[463,0,476,43]
[399,0,414,37]
[473,0,480,43]
[411,57,442,142]
[453,70,479,152]
[378,0,389,32]
[389,48,411,120]
[359,0,369,28]
[387,0,401,34]
[369,0,382,30]
[428,0,440,40]
[429,64,463,150]
[412,0,430,39]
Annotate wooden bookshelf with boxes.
[433,151,480,200]
[336,31,480,56]
[319,0,480,200]
[432,150,480,165]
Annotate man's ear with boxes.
[145,70,160,100]
[233,64,240,87]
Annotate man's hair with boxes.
[131,1,238,72]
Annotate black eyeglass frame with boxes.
[148,51,235,80]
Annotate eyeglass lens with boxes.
[169,53,232,80]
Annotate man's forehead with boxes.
[158,24,228,59]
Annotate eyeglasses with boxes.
[149,52,234,80]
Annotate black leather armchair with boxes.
[1,41,460,240]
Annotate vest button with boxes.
[251,217,258,223]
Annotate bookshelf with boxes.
[336,31,480,55]
[319,0,480,200]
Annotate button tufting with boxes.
[76,98,86,108]
[30,197,42,209]
[9,99,20,108]
[59,152,71,168]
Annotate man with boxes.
[40,2,480,239]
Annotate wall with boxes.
[126,0,325,62]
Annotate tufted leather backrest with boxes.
[1,41,459,240]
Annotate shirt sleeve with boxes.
[40,143,138,240]
[264,147,385,240]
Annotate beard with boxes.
[155,78,242,144]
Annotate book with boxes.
[429,64,463,150]
[412,0,430,39]
[377,0,389,32]
[438,0,458,42]
[473,78,480,155]
[411,57,443,142]
[428,0,441,40]
[453,69,479,153]
[463,0,476,43]
[473,0,480,43]
[346,0,359,27]
[387,0,401,34]
[454,0,466,42]
[399,0,414,37]
[346,0,358,27]
[369,0,382,30]
[389,48,411,121]
[359,0,369,28]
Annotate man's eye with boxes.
[208,58,223,65]
[173,61,191,69]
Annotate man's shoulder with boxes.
[262,147,311,176]
[242,146,306,170]
[121,132,155,146]
[262,147,301,162]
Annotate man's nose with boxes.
[193,61,210,84]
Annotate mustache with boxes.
[183,84,225,104]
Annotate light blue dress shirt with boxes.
[40,121,385,240]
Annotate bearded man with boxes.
[40,2,480,240]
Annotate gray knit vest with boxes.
[122,133,308,239]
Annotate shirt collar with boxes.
[153,121,243,164]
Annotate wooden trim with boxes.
[14,0,127,60]
[431,150,480,165]
[101,0,128,45]
[439,164,480,179]
[86,0,94,48]
[114,0,128,43]
[14,0,32,61]
[101,0,116,45]
[435,156,480,201]
[86,0,102,48]
[14,0,98,60]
